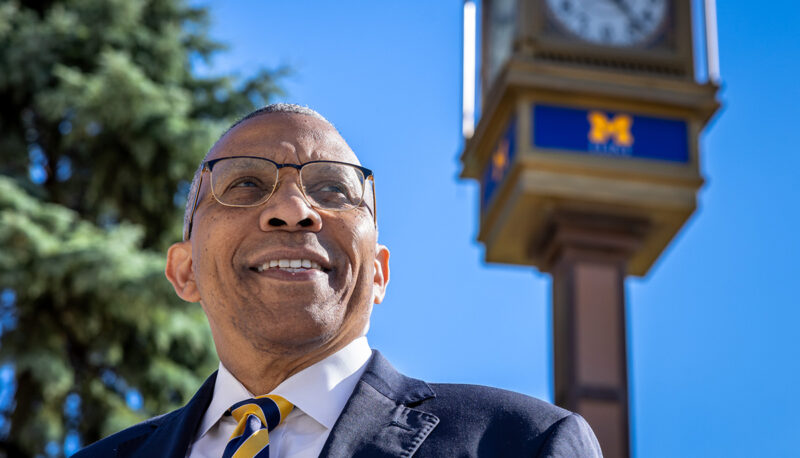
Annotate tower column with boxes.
[538,212,647,458]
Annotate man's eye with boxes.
[231,177,260,188]
[308,181,348,195]
[317,183,347,194]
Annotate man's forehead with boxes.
[207,112,359,164]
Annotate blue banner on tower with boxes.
[481,118,516,210]
[532,104,690,163]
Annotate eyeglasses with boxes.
[184,156,375,240]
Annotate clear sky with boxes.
[198,1,800,456]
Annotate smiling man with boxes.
[75,104,601,458]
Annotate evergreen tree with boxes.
[0,0,285,455]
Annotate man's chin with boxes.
[237,308,343,353]
[245,328,339,356]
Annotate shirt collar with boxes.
[195,336,372,440]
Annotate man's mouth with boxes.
[251,259,325,273]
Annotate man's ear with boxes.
[165,241,201,303]
[372,244,390,304]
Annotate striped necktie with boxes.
[222,394,294,458]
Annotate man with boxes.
[76,104,602,457]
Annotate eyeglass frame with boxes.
[183,155,376,241]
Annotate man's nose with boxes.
[258,175,323,231]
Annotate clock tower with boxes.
[460,1,720,456]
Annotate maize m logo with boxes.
[587,111,634,154]
[490,138,509,182]
[481,119,516,210]
[533,104,690,163]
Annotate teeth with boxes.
[255,259,324,272]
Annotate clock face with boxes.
[486,0,518,86]
[544,0,668,47]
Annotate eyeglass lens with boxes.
[209,157,366,210]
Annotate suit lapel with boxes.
[320,351,439,458]
[115,371,217,458]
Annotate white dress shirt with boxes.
[186,337,372,458]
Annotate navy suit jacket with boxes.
[75,351,602,457]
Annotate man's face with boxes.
[168,113,389,360]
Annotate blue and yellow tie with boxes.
[222,394,294,458]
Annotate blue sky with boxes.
[198,1,800,456]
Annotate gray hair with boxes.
[182,103,334,240]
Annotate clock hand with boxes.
[607,0,646,33]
